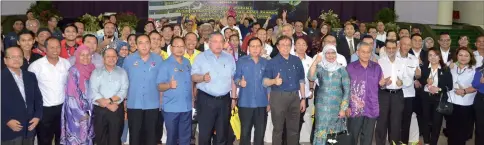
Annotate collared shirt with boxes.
[263,44,273,57]
[376,31,386,42]
[184,49,201,65]
[4,32,18,49]
[346,61,382,118]
[234,56,269,107]
[440,47,451,65]
[90,66,129,106]
[473,50,483,68]
[123,52,164,109]
[300,55,314,98]
[28,57,71,106]
[449,65,476,106]
[346,37,355,53]
[378,55,412,90]
[424,64,441,93]
[69,53,104,69]
[60,40,82,59]
[157,55,192,112]
[263,54,305,92]
[191,49,236,97]
[472,68,484,94]
[412,48,422,59]
[9,69,26,102]
[397,52,419,97]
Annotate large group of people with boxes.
[2,9,484,145]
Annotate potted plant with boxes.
[375,7,399,23]
[79,13,102,34]
[319,9,342,32]
[116,11,139,33]
[28,1,62,26]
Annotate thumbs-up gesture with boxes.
[379,76,386,87]
[169,75,177,89]
[203,72,211,83]
[274,73,283,86]
[415,68,422,79]
[240,76,247,88]
[385,77,392,86]
[396,76,403,87]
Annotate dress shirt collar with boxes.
[8,68,22,78]
[428,63,442,69]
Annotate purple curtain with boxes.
[308,1,394,23]
[52,1,148,19]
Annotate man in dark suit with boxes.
[367,27,385,55]
[1,46,43,145]
[437,32,455,66]
[337,24,359,64]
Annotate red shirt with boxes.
[241,33,255,53]
[60,39,83,59]
[32,48,46,56]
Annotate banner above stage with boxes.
[148,1,308,22]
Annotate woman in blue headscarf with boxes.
[116,41,129,67]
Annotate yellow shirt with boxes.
[183,49,201,65]
[160,50,169,60]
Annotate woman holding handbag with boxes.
[307,44,350,145]
[446,47,477,145]
[418,48,453,145]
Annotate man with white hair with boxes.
[26,19,40,35]
[197,23,214,52]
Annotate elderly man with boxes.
[191,32,237,145]
[375,40,412,145]
[2,47,43,145]
[197,23,214,52]
[28,37,72,145]
[26,19,39,35]
[346,42,382,145]
[91,48,129,145]
[123,34,163,145]
[350,35,379,63]
[264,36,306,145]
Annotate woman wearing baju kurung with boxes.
[60,45,96,145]
[308,45,350,145]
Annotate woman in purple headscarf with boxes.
[60,45,96,145]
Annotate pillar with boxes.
[437,1,453,25]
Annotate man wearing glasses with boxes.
[438,32,454,66]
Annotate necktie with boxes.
[349,39,354,55]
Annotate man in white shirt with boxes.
[220,16,242,40]
[248,28,273,57]
[438,32,454,66]
[280,23,296,55]
[398,37,421,144]
[376,21,386,42]
[375,40,412,145]
[28,37,71,145]
[473,35,484,67]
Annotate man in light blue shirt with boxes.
[90,48,128,145]
[191,32,237,145]
[122,34,163,145]
[157,37,192,145]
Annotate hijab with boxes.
[74,45,96,92]
[320,44,342,72]
[116,41,129,66]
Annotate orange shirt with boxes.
[60,39,83,59]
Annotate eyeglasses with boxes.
[5,56,23,60]
[440,39,451,42]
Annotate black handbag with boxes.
[436,87,453,115]
[326,118,350,145]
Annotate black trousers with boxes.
[156,110,164,144]
[127,108,159,145]
[2,137,34,145]
[375,90,404,145]
[421,94,444,145]
[401,97,415,144]
[197,90,230,145]
[446,104,473,145]
[239,107,267,145]
[347,116,377,145]
[270,91,300,145]
[37,104,62,145]
[474,92,484,145]
[93,103,124,145]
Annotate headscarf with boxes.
[116,41,129,66]
[74,45,95,92]
[320,44,342,72]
